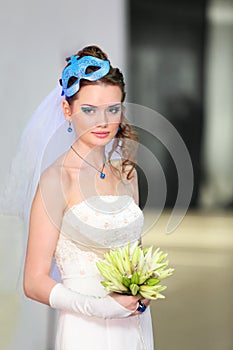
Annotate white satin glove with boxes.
[49,283,133,319]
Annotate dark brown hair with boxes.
[61,45,138,179]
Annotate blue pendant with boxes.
[100,172,106,179]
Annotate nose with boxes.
[96,108,108,127]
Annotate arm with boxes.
[23,169,63,304]
[23,168,144,318]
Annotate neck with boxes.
[72,140,106,167]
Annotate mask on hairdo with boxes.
[61,55,110,97]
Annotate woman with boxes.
[23,45,154,349]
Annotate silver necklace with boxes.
[70,146,106,179]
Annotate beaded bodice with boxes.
[54,195,144,296]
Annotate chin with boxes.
[91,132,117,145]
[91,138,113,147]
[80,136,112,149]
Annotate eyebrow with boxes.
[81,103,121,108]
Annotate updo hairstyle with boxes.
[61,45,138,179]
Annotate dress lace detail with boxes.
[53,195,154,350]
[55,235,100,279]
[55,195,144,282]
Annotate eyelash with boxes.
[81,107,96,114]
[107,106,121,114]
[81,106,121,116]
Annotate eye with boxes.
[81,106,97,115]
[107,105,121,115]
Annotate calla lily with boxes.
[96,240,174,300]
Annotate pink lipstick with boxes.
[92,131,110,138]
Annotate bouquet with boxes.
[96,241,174,300]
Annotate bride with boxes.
[23,45,154,349]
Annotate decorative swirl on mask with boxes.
[61,55,110,97]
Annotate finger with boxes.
[141,298,150,306]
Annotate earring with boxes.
[118,125,121,133]
[67,121,73,133]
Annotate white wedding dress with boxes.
[54,195,154,350]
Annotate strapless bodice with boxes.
[54,195,144,296]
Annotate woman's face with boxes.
[63,84,122,148]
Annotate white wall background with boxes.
[1,0,232,349]
[0,1,127,349]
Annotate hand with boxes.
[109,292,150,315]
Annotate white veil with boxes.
[0,85,76,224]
[0,85,80,286]
[0,84,121,228]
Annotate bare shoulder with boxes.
[129,167,139,205]
[126,166,138,187]
[40,154,72,188]
[40,163,62,191]
[39,158,69,211]
[110,160,139,204]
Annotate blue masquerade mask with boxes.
[61,55,110,97]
